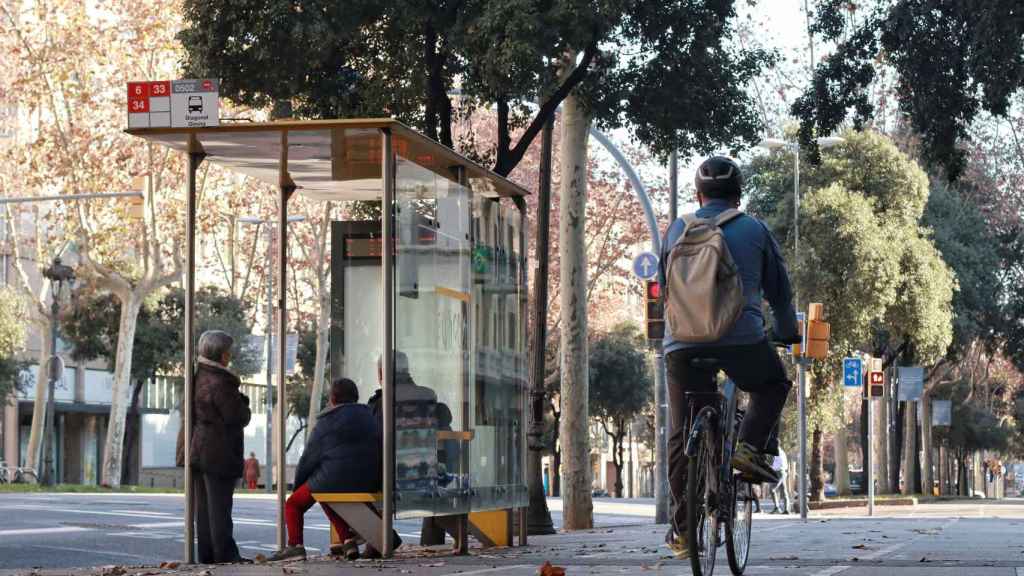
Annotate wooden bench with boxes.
[311,492,384,552]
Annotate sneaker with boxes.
[268,545,307,561]
[664,527,689,559]
[341,539,360,561]
[731,442,780,484]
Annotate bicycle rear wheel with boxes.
[687,424,719,576]
[726,476,753,574]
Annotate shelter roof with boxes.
[125,118,529,200]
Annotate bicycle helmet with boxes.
[694,156,743,199]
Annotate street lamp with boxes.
[239,214,304,493]
[40,256,76,486]
[756,134,845,522]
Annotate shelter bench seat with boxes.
[311,492,384,553]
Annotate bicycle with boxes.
[13,466,37,484]
[683,358,755,576]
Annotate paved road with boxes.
[0,493,649,570]
[4,494,1024,575]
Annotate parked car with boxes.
[824,483,838,497]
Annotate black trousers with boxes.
[666,340,792,532]
[195,471,241,563]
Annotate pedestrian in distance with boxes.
[269,378,384,562]
[770,447,791,514]
[244,452,260,490]
[177,330,252,564]
[659,156,801,559]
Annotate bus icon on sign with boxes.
[188,96,203,113]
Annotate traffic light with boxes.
[644,280,664,340]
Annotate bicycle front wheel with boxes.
[687,424,719,576]
[726,476,753,574]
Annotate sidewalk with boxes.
[4,500,1021,575]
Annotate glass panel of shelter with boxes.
[324,127,525,520]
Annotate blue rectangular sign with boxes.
[843,357,863,388]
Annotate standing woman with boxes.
[189,330,251,563]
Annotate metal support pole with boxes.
[514,193,529,547]
[276,130,293,551]
[798,358,808,521]
[669,150,678,222]
[654,343,669,524]
[264,227,273,494]
[657,149,677,523]
[380,128,396,557]
[184,143,205,563]
[868,388,875,516]
[43,295,58,486]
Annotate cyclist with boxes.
[659,156,800,557]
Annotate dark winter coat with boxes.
[293,402,382,493]
[179,362,252,479]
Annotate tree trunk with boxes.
[120,379,144,486]
[557,75,593,530]
[901,401,917,495]
[921,395,933,496]
[973,451,984,497]
[810,427,825,501]
[306,316,328,433]
[101,293,143,487]
[552,446,562,497]
[612,430,624,498]
[24,319,53,476]
[306,204,332,435]
[834,406,850,496]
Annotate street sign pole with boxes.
[868,386,875,516]
[798,357,808,521]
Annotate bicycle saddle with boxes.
[689,357,721,371]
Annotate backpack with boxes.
[664,209,745,343]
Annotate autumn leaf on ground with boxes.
[538,560,566,576]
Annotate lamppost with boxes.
[40,256,75,486]
[757,135,845,521]
[239,215,304,493]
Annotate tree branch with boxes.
[493,42,599,176]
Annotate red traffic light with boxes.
[646,280,661,300]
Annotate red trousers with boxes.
[247,479,257,489]
[285,483,351,546]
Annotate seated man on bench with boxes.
[270,378,382,561]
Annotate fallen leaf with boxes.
[852,544,868,549]
[158,562,179,570]
[254,554,267,563]
[538,561,566,576]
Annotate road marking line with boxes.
[130,521,185,529]
[807,566,850,576]
[24,544,151,560]
[111,509,174,516]
[5,505,176,520]
[446,567,531,576]
[0,526,91,536]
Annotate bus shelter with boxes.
[125,119,529,560]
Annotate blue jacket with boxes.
[293,402,382,493]
[659,198,798,353]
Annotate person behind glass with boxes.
[244,452,260,490]
[270,378,382,562]
[188,330,251,564]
